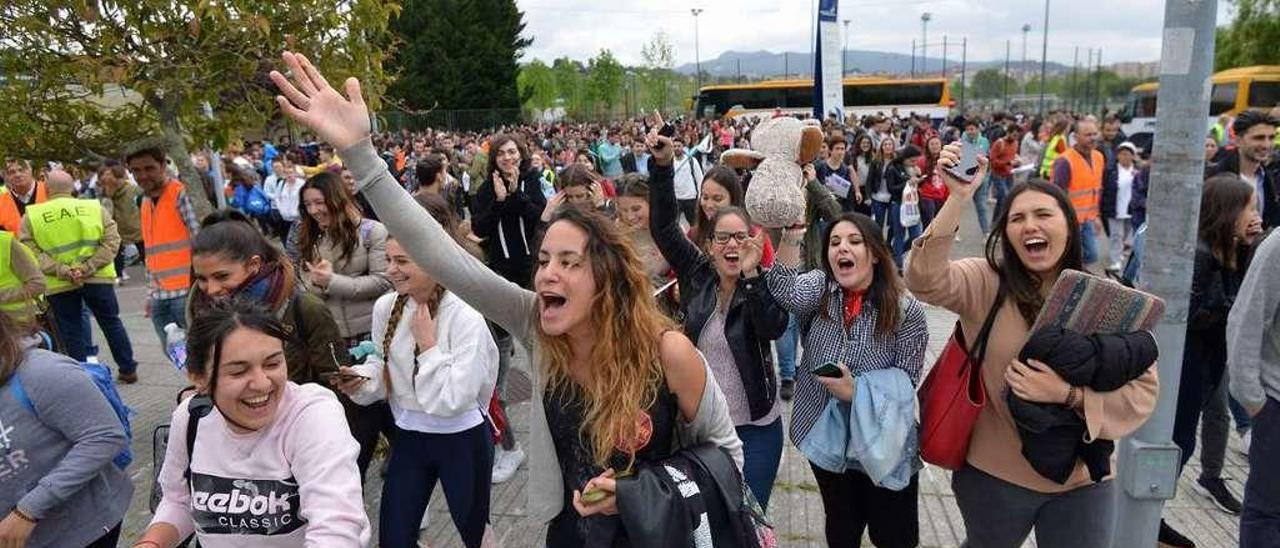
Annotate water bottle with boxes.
[164,323,187,370]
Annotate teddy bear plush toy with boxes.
[720,116,825,228]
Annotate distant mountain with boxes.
[674,49,1071,79]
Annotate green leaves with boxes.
[1216,0,1280,70]
[0,0,397,163]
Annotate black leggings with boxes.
[84,522,121,548]
[810,463,919,548]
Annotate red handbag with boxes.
[918,289,1003,470]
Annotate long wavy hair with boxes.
[297,171,364,266]
[985,179,1083,326]
[1200,173,1256,270]
[535,206,674,469]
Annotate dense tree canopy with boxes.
[388,0,530,118]
[1216,0,1280,69]
[0,0,396,215]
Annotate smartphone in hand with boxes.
[810,361,844,378]
[321,371,371,383]
[944,140,982,184]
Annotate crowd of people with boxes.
[1,49,1279,548]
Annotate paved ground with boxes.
[99,205,1244,547]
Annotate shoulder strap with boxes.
[184,394,211,486]
[8,375,35,416]
[969,283,1005,365]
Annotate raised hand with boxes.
[645,111,674,167]
[269,51,371,150]
[491,171,509,202]
[936,142,989,201]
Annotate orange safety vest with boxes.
[1063,148,1104,223]
[0,181,48,233]
[141,180,193,292]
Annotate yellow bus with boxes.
[694,77,954,121]
[1119,65,1280,152]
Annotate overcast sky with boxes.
[517,0,1236,68]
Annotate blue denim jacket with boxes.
[798,368,919,491]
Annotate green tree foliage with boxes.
[0,0,396,215]
[517,59,558,113]
[640,31,676,111]
[585,49,624,117]
[388,0,530,115]
[968,68,1018,99]
[1216,0,1280,69]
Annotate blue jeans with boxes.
[971,174,992,235]
[149,295,189,350]
[888,204,922,269]
[1080,219,1100,265]
[47,284,137,373]
[990,175,1012,218]
[776,315,799,381]
[1123,224,1146,285]
[737,418,784,510]
[871,200,892,236]
[381,424,493,548]
[1241,398,1280,548]
[1231,396,1253,432]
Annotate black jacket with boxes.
[614,444,758,548]
[470,168,546,287]
[1184,241,1250,385]
[1207,150,1280,229]
[883,161,913,203]
[1010,328,1158,484]
[621,152,640,174]
[649,160,788,421]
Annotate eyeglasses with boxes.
[712,231,750,245]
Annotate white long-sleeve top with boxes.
[348,291,499,434]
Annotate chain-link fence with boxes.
[376,108,526,133]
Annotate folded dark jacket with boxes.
[614,444,755,548]
[1009,327,1158,483]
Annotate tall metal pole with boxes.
[691,8,704,93]
[843,19,851,76]
[784,52,789,78]
[1004,39,1011,110]
[737,58,742,83]
[1021,23,1031,95]
[1095,48,1104,113]
[1113,1,1219,547]
[942,35,949,80]
[911,39,917,77]
[959,37,967,112]
[1070,47,1079,113]
[1038,0,1050,116]
[921,13,931,76]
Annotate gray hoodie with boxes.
[1228,230,1280,409]
[0,349,133,547]
[341,138,744,524]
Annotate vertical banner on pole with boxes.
[814,0,842,120]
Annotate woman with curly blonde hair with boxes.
[270,52,742,547]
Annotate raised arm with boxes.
[646,131,708,278]
[270,52,536,341]
[904,143,999,318]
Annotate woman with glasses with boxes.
[648,134,789,509]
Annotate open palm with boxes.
[269,51,371,150]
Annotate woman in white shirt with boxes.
[334,205,500,548]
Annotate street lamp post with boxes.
[691,8,704,93]
[920,12,932,76]
[1021,23,1031,94]
[843,19,851,76]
